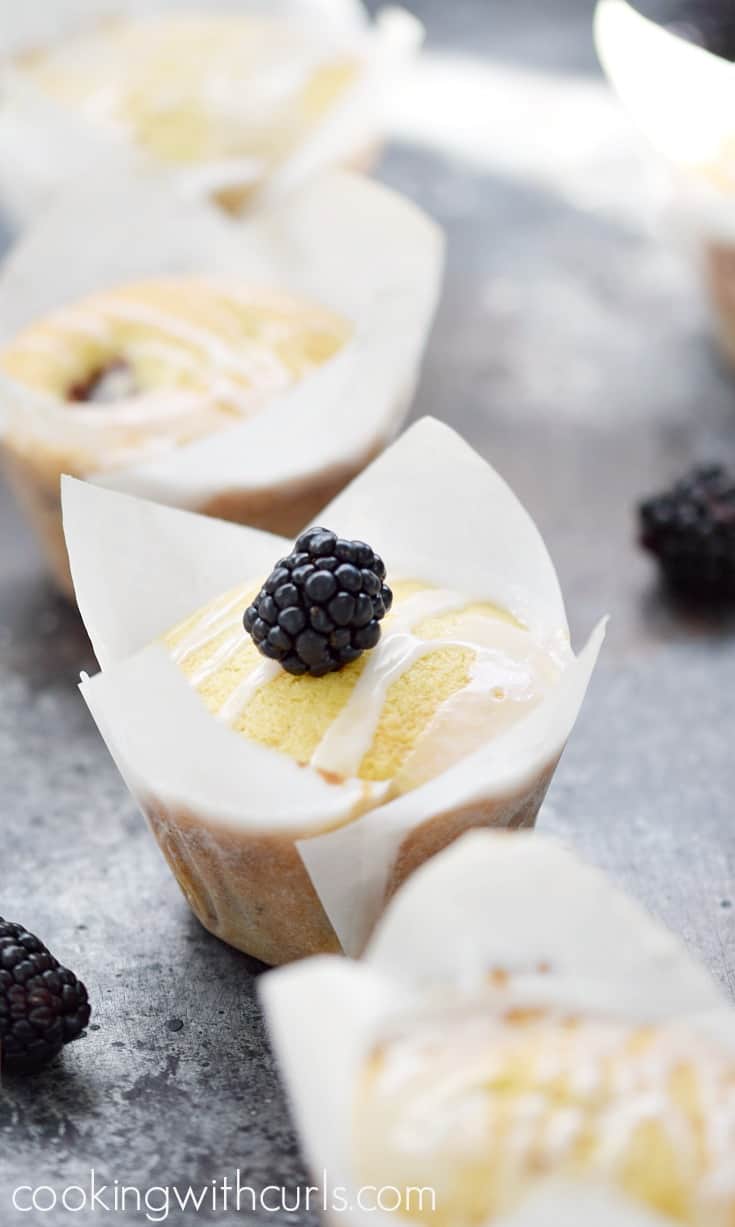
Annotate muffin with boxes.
[356,1007,735,1227]
[1,278,350,594]
[0,3,422,222]
[63,418,605,964]
[165,579,567,793]
[262,831,735,1227]
[595,0,735,369]
[0,171,443,596]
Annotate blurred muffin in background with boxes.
[0,277,351,593]
[356,1003,735,1227]
[0,3,422,221]
[0,170,443,599]
[596,0,735,369]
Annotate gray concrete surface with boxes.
[1,0,734,1222]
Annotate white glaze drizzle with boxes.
[190,628,245,688]
[168,585,282,717]
[170,588,247,668]
[128,336,277,417]
[6,284,345,437]
[310,590,545,779]
[217,659,282,725]
[167,586,561,775]
[97,299,294,391]
[365,1009,735,1190]
[308,588,465,777]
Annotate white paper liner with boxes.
[297,627,603,955]
[0,169,443,509]
[363,832,724,1020]
[595,0,735,241]
[0,0,423,226]
[83,644,382,834]
[261,830,735,1227]
[63,417,605,952]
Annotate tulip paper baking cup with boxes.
[595,0,735,364]
[0,169,442,596]
[63,417,605,965]
[0,0,423,226]
[595,0,735,194]
[262,830,735,1227]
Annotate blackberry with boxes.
[244,527,393,677]
[0,918,91,1074]
[639,464,735,600]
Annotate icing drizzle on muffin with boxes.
[165,577,568,793]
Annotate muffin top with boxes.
[164,576,568,795]
[0,277,350,465]
[354,1002,735,1226]
[16,13,358,169]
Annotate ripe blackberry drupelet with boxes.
[244,527,393,676]
[639,464,735,600]
[0,918,91,1073]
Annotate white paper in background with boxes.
[595,0,735,239]
[63,418,605,940]
[62,478,289,669]
[0,169,444,507]
[0,0,423,226]
[261,830,735,1227]
[363,831,725,1020]
[0,0,370,52]
[595,0,735,168]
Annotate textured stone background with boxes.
[1,0,735,1222]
